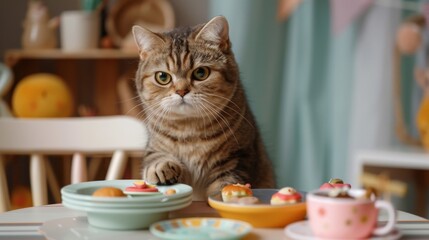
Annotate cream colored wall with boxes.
[0,0,208,58]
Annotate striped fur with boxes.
[132,16,275,199]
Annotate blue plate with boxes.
[150,217,252,240]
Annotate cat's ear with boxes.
[195,16,230,50]
[132,25,165,59]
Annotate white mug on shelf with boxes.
[60,10,99,52]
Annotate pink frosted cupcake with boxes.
[319,178,351,190]
[270,187,302,205]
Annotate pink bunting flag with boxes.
[277,0,303,22]
[424,3,429,29]
[330,0,374,35]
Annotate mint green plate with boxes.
[150,218,252,240]
[61,180,192,203]
[60,180,193,230]
[62,194,192,209]
[63,200,192,230]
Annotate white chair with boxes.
[0,116,148,212]
[0,63,13,117]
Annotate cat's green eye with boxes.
[155,71,172,85]
[192,67,210,81]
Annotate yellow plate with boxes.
[208,189,306,228]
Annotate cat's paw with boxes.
[144,161,182,185]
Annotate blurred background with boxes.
[0,0,428,218]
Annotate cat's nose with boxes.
[176,89,189,97]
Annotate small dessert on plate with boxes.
[221,183,253,203]
[270,187,302,205]
[319,178,351,190]
[237,196,259,205]
[123,180,160,195]
[92,187,126,197]
[327,187,353,199]
[164,188,177,196]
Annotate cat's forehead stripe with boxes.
[166,57,171,71]
[167,34,194,74]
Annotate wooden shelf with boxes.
[4,48,139,116]
[5,49,138,67]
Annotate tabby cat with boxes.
[132,16,275,200]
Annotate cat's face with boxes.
[133,16,238,119]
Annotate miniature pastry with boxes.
[92,187,126,197]
[270,187,302,205]
[319,178,351,190]
[125,180,159,193]
[221,183,252,202]
[327,187,353,199]
[164,188,177,195]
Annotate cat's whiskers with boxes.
[150,106,170,137]
[124,100,145,117]
[138,100,162,121]
[205,93,255,129]
[140,100,166,136]
[133,110,145,122]
[117,95,142,104]
[132,101,150,121]
[200,96,236,120]
[190,97,209,141]
[145,108,166,138]
[158,104,173,140]
[198,98,239,145]
[196,100,229,143]
[204,92,241,110]
[140,106,158,125]
[200,98,239,144]
[194,100,222,141]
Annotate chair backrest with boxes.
[0,116,148,212]
[0,63,13,117]
[0,116,148,154]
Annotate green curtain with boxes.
[209,0,357,191]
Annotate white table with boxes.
[0,202,428,239]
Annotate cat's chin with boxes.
[167,104,200,118]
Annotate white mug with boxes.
[60,10,99,51]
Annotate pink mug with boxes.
[307,189,396,239]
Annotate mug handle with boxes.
[373,200,396,236]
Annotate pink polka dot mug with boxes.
[307,189,396,239]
